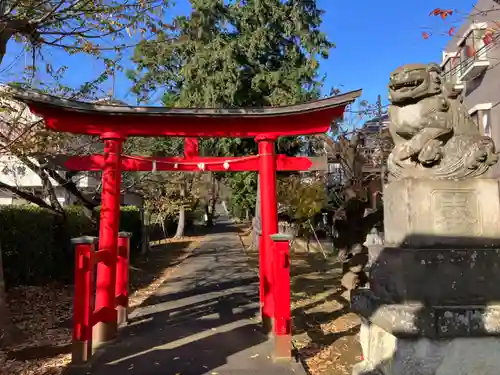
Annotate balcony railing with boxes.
[459,52,489,81]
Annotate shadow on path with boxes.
[64,219,306,375]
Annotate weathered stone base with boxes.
[353,178,500,374]
[353,320,500,375]
[384,178,500,248]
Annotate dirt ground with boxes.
[0,236,201,375]
[237,225,362,375]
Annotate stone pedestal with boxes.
[351,178,500,375]
[384,178,500,248]
[352,319,500,375]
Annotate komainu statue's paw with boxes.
[466,140,498,169]
[392,143,414,166]
[418,139,442,165]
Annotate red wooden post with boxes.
[184,137,199,158]
[258,234,264,310]
[270,234,293,359]
[94,132,124,343]
[257,135,278,334]
[71,236,97,364]
[116,232,132,326]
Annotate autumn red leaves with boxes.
[422,8,454,39]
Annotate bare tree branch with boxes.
[0,180,57,212]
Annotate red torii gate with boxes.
[11,87,361,362]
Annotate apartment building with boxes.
[441,0,500,175]
[359,113,392,175]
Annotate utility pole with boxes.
[377,94,385,193]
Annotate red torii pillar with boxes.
[257,135,279,334]
[94,132,124,342]
[184,137,199,159]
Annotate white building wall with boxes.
[0,155,101,188]
[0,92,144,209]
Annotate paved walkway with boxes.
[70,220,306,375]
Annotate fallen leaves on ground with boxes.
[0,285,73,375]
[239,226,362,375]
[0,236,200,375]
[294,302,361,375]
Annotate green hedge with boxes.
[0,205,143,288]
[0,205,95,287]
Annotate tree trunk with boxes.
[0,181,55,211]
[0,244,23,348]
[251,175,262,251]
[0,19,37,67]
[205,173,217,227]
[45,168,98,211]
[205,203,213,227]
[160,214,168,239]
[174,183,186,239]
[175,206,186,238]
[222,200,230,216]
[21,156,64,213]
[140,208,150,256]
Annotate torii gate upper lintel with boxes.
[10,87,362,137]
[10,86,362,361]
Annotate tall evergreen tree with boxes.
[127,0,334,219]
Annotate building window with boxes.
[459,27,489,74]
[469,104,492,137]
[441,54,460,85]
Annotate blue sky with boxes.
[319,0,474,107]
[0,0,475,109]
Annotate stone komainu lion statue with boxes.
[387,63,498,179]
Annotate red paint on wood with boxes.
[18,89,359,356]
[116,234,130,325]
[72,240,95,363]
[184,138,199,158]
[64,154,313,172]
[72,242,95,342]
[272,237,292,358]
[273,239,291,336]
[92,306,117,325]
[94,136,122,340]
[27,105,345,137]
[258,138,278,331]
[259,235,265,307]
